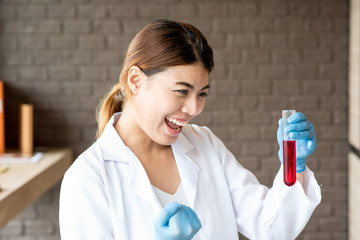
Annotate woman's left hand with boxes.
[277,112,317,173]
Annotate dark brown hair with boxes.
[96,19,214,138]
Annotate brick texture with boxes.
[0,0,348,239]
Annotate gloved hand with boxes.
[154,201,201,240]
[277,112,316,173]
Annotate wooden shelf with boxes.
[0,148,72,229]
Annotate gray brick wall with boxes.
[0,0,348,239]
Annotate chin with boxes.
[160,139,177,146]
[156,135,178,146]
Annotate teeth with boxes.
[166,117,186,127]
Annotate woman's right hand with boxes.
[154,201,201,240]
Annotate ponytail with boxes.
[96,84,123,139]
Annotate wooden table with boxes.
[0,148,72,229]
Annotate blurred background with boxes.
[0,0,350,239]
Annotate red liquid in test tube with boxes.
[283,140,296,186]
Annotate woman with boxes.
[59,19,321,240]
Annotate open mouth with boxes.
[165,117,186,133]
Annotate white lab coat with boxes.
[59,113,321,240]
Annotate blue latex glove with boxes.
[277,112,316,173]
[154,201,201,240]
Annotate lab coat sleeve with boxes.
[204,127,321,240]
[59,155,114,240]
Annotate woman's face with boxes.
[131,62,209,146]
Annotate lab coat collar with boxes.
[98,113,129,163]
[172,127,195,153]
[172,126,199,208]
[98,114,199,209]
[98,114,163,210]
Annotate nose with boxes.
[181,95,204,117]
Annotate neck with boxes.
[115,104,168,156]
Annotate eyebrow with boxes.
[176,81,210,91]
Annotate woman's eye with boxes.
[176,90,188,95]
[199,92,208,97]
[174,90,208,98]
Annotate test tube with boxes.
[282,110,296,186]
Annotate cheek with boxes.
[160,93,183,111]
[196,99,206,115]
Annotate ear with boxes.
[128,66,146,95]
